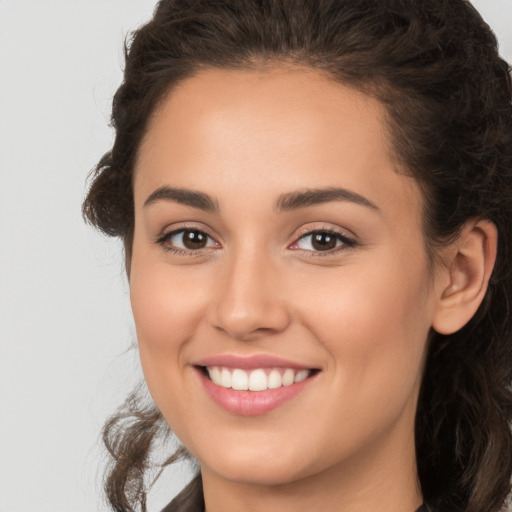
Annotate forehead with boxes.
[134,66,421,225]
[138,66,388,172]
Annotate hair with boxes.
[82,1,512,511]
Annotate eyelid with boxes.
[292,223,356,240]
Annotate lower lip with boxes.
[196,368,317,416]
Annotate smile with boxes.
[205,366,312,391]
[194,357,320,416]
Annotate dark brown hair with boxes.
[83,1,512,511]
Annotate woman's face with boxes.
[130,67,442,489]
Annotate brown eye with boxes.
[181,230,208,249]
[160,228,218,253]
[291,229,356,254]
[311,231,338,251]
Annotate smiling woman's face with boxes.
[130,67,440,502]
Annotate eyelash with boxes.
[155,226,357,257]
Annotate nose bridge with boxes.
[209,241,290,340]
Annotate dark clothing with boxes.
[161,475,204,512]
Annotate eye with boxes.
[290,229,356,253]
[157,228,219,253]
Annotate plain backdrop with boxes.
[0,1,511,511]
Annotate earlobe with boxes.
[432,220,497,335]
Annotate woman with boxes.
[83,0,512,511]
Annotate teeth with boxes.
[221,367,232,388]
[282,369,295,386]
[209,366,222,384]
[268,369,282,389]
[294,369,309,383]
[231,369,248,390]
[206,366,312,391]
[248,369,267,391]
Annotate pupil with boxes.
[183,230,207,249]
[312,232,337,251]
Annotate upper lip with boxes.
[194,354,317,370]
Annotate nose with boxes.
[208,249,291,341]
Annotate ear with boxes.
[432,220,497,335]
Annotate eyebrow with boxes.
[143,185,379,213]
[275,187,380,213]
[143,186,219,212]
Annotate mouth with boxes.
[194,357,321,416]
[197,365,319,392]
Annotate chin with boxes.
[205,458,307,487]
[192,436,321,487]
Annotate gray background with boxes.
[0,1,511,511]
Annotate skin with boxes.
[129,67,496,512]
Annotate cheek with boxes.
[129,257,210,428]
[130,258,207,353]
[128,250,211,412]
[288,264,432,459]
[296,255,433,394]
